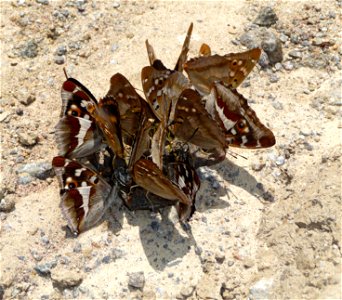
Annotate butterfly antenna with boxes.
[63,67,69,79]
[227,149,247,160]
[186,127,199,144]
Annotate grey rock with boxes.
[30,250,43,261]
[249,278,274,299]
[36,0,49,4]
[113,2,120,8]
[41,236,50,245]
[0,197,15,212]
[275,156,285,166]
[20,40,38,58]
[215,252,225,264]
[269,73,279,83]
[274,62,283,71]
[102,255,111,264]
[253,6,278,27]
[54,55,65,65]
[279,33,288,43]
[258,51,270,68]
[68,41,81,50]
[0,112,11,123]
[251,161,265,171]
[18,132,38,146]
[34,260,57,276]
[272,100,283,110]
[128,272,145,289]
[283,61,294,70]
[51,269,83,289]
[16,108,24,116]
[17,161,52,180]
[73,242,82,253]
[18,173,34,185]
[19,94,36,106]
[56,45,67,56]
[288,50,302,59]
[240,27,283,65]
[111,43,119,52]
[150,220,160,232]
[111,248,125,260]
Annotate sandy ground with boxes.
[0,1,341,299]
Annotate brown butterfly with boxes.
[132,158,192,206]
[52,156,119,235]
[171,88,227,166]
[205,82,276,148]
[184,48,261,95]
[56,77,124,159]
[145,22,193,72]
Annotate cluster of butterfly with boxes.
[52,23,276,236]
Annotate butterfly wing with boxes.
[174,22,193,72]
[172,88,226,160]
[52,156,118,235]
[207,82,276,148]
[132,159,191,206]
[184,48,261,94]
[55,78,103,159]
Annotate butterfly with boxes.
[165,145,200,221]
[205,82,276,148]
[56,76,124,159]
[145,22,193,72]
[52,155,119,235]
[184,47,262,95]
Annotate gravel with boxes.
[20,40,38,58]
[51,269,83,289]
[240,27,283,66]
[17,161,52,180]
[253,6,278,27]
[128,272,145,289]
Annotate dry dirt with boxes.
[0,1,341,299]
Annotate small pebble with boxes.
[274,62,282,71]
[54,55,65,65]
[283,61,294,70]
[17,161,52,180]
[113,2,120,8]
[34,260,57,276]
[279,33,288,43]
[253,6,278,27]
[36,0,49,4]
[16,108,24,116]
[0,197,15,212]
[73,242,82,253]
[272,100,283,110]
[111,44,119,52]
[51,269,83,289]
[18,173,34,185]
[19,94,36,106]
[56,45,67,56]
[102,255,111,264]
[288,50,302,59]
[41,236,50,245]
[18,132,38,146]
[128,272,145,289]
[20,40,38,58]
[269,73,279,83]
[251,161,265,171]
[275,156,285,166]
